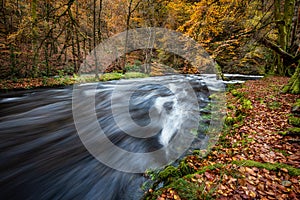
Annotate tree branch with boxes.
[131,0,142,13]
[59,0,75,18]
[258,37,294,60]
[258,37,300,66]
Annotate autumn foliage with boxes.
[1,0,299,80]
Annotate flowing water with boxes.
[0,75,225,200]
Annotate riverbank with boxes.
[143,76,300,200]
[0,72,148,92]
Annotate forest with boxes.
[0,0,300,200]
[0,0,299,92]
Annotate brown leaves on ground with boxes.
[155,77,300,200]
[0,77,76,90]
[156,188,181,200]
[188,164,300,200]
[227,77,300,168]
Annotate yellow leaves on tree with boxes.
[178,0,245,42]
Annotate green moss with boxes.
[144,77,300,199]
[226,83,242,92]
[232,160,300,176]
[267,101,282,110]
[157,166,180,181]
[241,98,253,110]
[167,178,200,200]
[75,72,149,83]
[233,137,254,147]
[149,164,224,200]
[231,89,244,98]
[99,72,123,81]
[215,131,231,148]
[224,116,235,126]
[202,113,212,121]
[288,116,300,127]
[227,104,235,110]
[145,159,300,200]
[123,72,148,79]
[288,127,300,135]
[215,63,224,80]
[291,77,300,94]
[195,163,224,175]
[282,65,300,94]
[277,131,288,136]
[178,160,196,175]
[225,97,252,128]
[272,148,290,157]
[235,114,245,123]
[294,99,300,107]
[167,178,216,200]
[74,75,99,83]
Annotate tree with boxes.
[31,0,39,77]
[259,0,299,93]
[93,0,99,79]
[122,0,141,72]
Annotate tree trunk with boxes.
[93,0,99,79]
[71,25,76,73]
[98,0,103,42]
[122,0,141,74]
[274,0,295,75]
[123,0,134,74]
[9,44,16,77]
[283,63,300,94]
[45,0,50,76]
[284,0,296,75]
[31,0,39,77]
[75,1,81,74]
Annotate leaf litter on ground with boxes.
[149,76,300,200]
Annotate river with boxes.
[0,74,259,199]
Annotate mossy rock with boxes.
[288,116,300,127]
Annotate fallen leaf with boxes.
[249,191,256,198]
[205,171,215,181]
